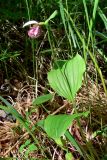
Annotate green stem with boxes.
[25,0,30,20]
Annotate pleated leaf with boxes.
[48,54,86,101]
[43,112,89,140]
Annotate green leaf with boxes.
[0,51,20,61]
[28,143,37,151]
[19,140,31,152]
[0,96,12,106]
[43,112,89,140]
[0,105,25,121]
[32,93,53,105]
[65,152,74,160]
[25,143,37,157]
[65,130,83,156]
[95,31,107,41]
[98,7,107,30]
[45,10,58,24]
[48,54,86,101]
[55,138,64,147]
[37,119,45,130]
[44,114,73,139]
[53,60,67,69]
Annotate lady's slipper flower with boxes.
[23,20,42,38]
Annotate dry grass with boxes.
[0,121,19,157]
[0,78,107,159]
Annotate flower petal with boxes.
[28,26,42,38]
[23,20,38,28]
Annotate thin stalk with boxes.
[87,0,99,45]
[31,40,36,80]
[31,39,38,96]
[82,0,90,28]
[25,0,30,20]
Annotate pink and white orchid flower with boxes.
[23,20,42,38]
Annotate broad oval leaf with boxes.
[48,54,86,101]
[43,112,89,140]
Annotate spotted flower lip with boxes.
[23,20,39,28]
